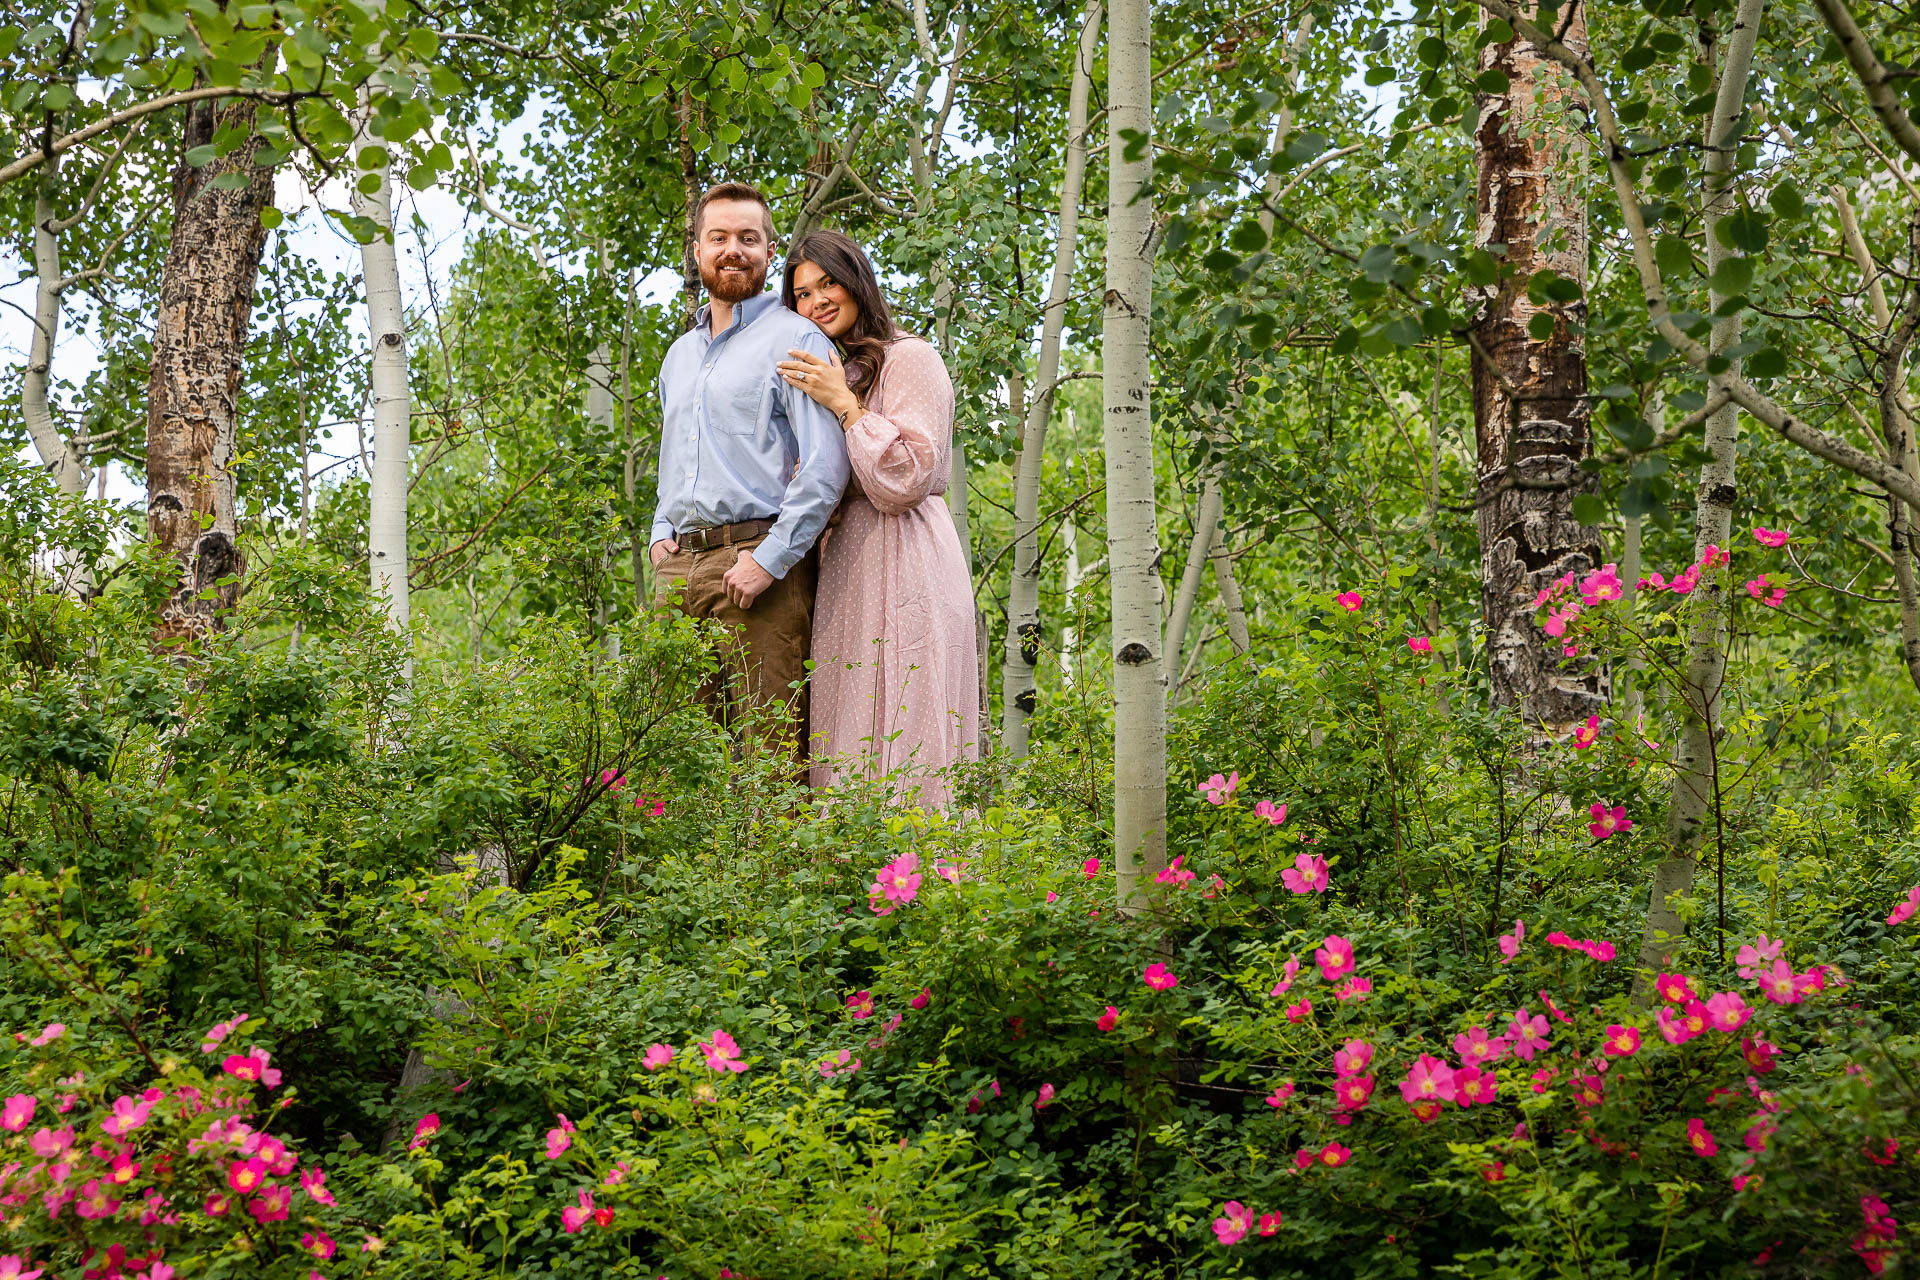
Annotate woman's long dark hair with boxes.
[782,230,900,393]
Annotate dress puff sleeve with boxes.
[842,337,954,517]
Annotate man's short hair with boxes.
[694,181,776,242]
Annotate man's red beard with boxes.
[701,256,767,304]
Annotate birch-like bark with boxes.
[1105,0,1165,900]
[146,92,274,644]
[354,88,412,652]
[1468,0,1920,516]
[1002,0,1101,757]
[1164,481,1223,691]
[1470,1,1603,727]
[1636,0,1767,985]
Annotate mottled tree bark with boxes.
[1470,1,1603,726]
[1105,0,1165,900]
[146,93,274,644]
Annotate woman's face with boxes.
[790,260,860,339]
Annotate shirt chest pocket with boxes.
[704,365,775,438]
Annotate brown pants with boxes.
[654,534,814,763]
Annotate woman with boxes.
[775,230,978,808]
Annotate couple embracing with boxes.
[648,181,978,809]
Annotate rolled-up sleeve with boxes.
[649,368,676,546]
[752,328,851,578]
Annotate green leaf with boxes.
[1416,36,1448,66]
[1527,312,1557,340]
[1747,345,1787,378]
[259,206,284,229]
[357,146,389,171]
[1461,249,1498,287]
[1229,221,1268,253]
[801,61,826,89]
[1620,45,1658,72]
[357,172,384,195]
[1285,132,1328,163]
[1421,305,1452,336]
[1769,181,1805,220]
[1201,249,1239,273]
[1476,69,1511,94]
[1359,244,1397,282]
[185,144,218,168]
[1715,209,1770,254]
[1619,479,1662,519]
[1652,164,1687,194]
[1708,256,1753,294]
[42,84,75,111]
[1383,315,1425,347]
[1330,326,1360,356]
[1571,494,1608,524]
[1364,65,1395,86]
[1655,234,1694,279]
[210,171,251,190]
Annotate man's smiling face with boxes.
[696,198,773,304]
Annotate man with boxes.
[650,182,851,758]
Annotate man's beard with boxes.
[701,256,767,304]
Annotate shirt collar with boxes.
[697,291,779,339]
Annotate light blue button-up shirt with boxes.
[650,292,851,580]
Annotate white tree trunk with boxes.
[355,91,412,649]
[1636,0,1767,982]
[24,175,97,596]
[1002,0,1102,757]
[1105,0,1165,901]
[1164,478,1223,687]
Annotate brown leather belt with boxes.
[677,518,775,553]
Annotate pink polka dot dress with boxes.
[809,336,979,807]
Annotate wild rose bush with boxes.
[4,564,1918,1276]
[0,1017,347,1278]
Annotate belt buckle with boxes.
[682,526,713,552]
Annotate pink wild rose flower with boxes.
[1734,933,1784,979]
[1884,883,1920,926]
[1453,1025,1509,1066]
[1213,1201,1253,1245]
[409,1113,440,1149]
[1453,1066,1498,1107]
[545,1114,576,1159]
[1097,1006,1120,1032]
[561,1189,597,1234]
[1497,919,1525,963]
[1571,715,1601,750]
[1335,976,1372,1002]
[869,853,921,913]
[2,1095,35,1132]
[1407,636,1432,653]
[1281,853,1329,895]
[1265,1081,1296,1108]
[1686,1119,1718,1157]
[1333,1039,1374,1077]
[1580,564,1624,605]
[1507,1008,1552,1060]
[1143,962,1179,992]
[1588,803,1632,840]
[699,1029,749,1073]
[1198,772,1239,805]
[642,1043,675,1071]
[1602,1024,1642,1057]
[1270,953,1302,997]
[1314,935,1355,980]
[1253,799,1288,825]
[100,1095,153,1137]
[1082,857,1101,879]
[1654,972,1695,1004]
[1332,1073,1375,1112]
[1334,591,1362,612]
[846,991,875,1019]
[1155,855,1196,886]
[1399,1055,1456,1106]
[1753,526,1790,547]
[1705,992,1753,1033]
[1284,998,1314,1024]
